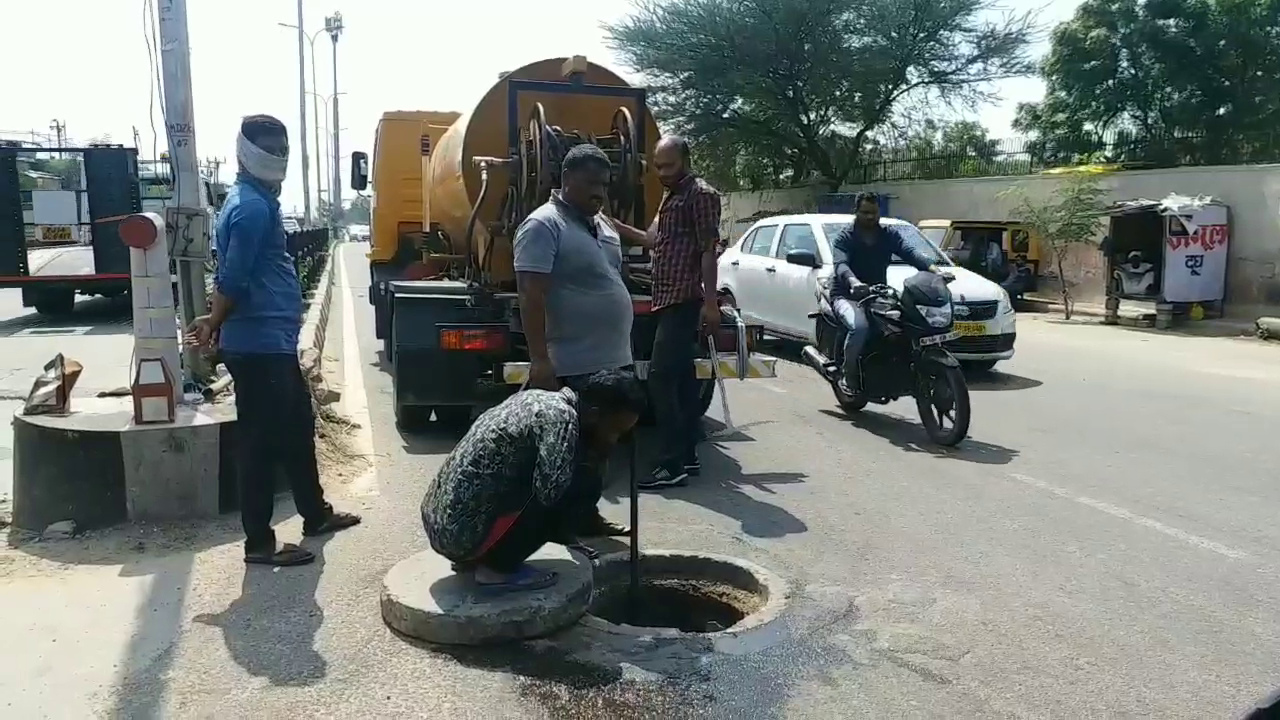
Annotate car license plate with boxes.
[953,321,987,336]
[917,330,960,347]
[38,225,73,242]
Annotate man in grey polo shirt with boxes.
[514,143,636,538]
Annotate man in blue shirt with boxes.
[829,192,945,393]
[187,115,360,567]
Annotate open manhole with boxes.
[584,550,785,637]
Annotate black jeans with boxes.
[649,300,702,467]
[222,352,332,553]
[478,463,599,573]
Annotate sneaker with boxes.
[683,453,702,477]
[638,464,689,490]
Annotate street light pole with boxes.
[278,23,327,225]
[325,12,344,220]
[293,0,312,226]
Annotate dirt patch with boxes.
[590,577,764,633]
[314,400,371,487]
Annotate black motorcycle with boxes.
[799,265,971,446]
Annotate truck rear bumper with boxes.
[499,353,779,384]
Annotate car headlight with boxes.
[997,287,1014,315]
[921,304,952,328]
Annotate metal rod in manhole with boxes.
[628,427,640,619]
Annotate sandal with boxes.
[474,564,558,594]
[302,511,363,537]
[244,542,315,567]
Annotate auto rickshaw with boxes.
[918,219,1044,297]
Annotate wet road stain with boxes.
[494,586,861,719]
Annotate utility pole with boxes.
[156,0,210,385]
[294,0,313,226]
[325,12,344,221]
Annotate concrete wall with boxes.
[722,164,1280,316]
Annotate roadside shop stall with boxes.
[1101,194,1230,329]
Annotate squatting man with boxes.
[421,370,646,592]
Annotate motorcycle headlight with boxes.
[920,304,952,328]
[997,288,1014,315]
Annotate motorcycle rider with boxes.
[829,192,946,393]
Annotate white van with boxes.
[717,213,1016,370]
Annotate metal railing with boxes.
[288,228,332,294]
[848,129,1280,184]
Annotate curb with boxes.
[1015,297,1108,319]
[297,241,340,381]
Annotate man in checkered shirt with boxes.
[612,136,722,489]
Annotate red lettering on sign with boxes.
[1167,224,1228,252]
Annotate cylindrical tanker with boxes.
[425,57,663,286]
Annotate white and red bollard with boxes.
[118,212,181,423]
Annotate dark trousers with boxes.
[223,352,332,553]
[476,463,599,573]
[649,300,702,467]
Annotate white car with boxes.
[718,213,1016,370]
[347,224,371,242]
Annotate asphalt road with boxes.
[8,241,1280,718]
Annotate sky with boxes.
[4,0,1083,215]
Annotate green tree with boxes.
[606,0,1037,191]
[862,119,1022,180]
[1014,0,1280,166]
[344,195,370,225]
[999,172,1108,319]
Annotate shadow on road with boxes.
[398,422,468,456]
[0,295,132,338]
[818,408,1019,465]
[600,425,809,539]
[966,370,1043,392]
[193,534,332,687]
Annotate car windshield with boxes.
[821,221,951,266]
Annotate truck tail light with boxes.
[440,327,507,352]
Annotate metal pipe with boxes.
[628,428,640,620]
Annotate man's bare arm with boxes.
[517,272,553,363]
[608,218,655,249]
[692,191,723,310]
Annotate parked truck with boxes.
[350,56,779,430]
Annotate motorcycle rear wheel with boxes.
[916,364,970,446]
[833,378,868,414]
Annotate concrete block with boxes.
[119,417,223,520]
[10,397,236,530]
[380,546,593,646]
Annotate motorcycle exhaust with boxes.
[801,345,834,379]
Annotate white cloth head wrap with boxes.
[236,132,289,184]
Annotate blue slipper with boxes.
[475,564,558,594]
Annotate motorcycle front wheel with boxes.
[915,363,971,446]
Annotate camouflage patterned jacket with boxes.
[420,388,580,560]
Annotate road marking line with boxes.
[338,247,378,497]
[1009,472,1248,560]
[755,381,788,394]
[12,326,93,337]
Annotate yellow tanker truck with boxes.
[349,56,778,430]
